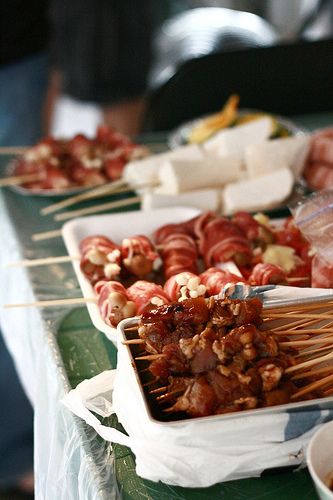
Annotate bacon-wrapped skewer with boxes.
[231,211,275,246]
[80,235,121,284]
[14,137,72,190]
[273,216,312,262]
[164,271,206,301]
[199,267,245,296]
[152,211,214,246]
[126,280,170,315]
[154,223,191,246]
[311,254,333,288]
[190,211,219,241]
[248,263,287,286]
[200,216,253,267]
[121,235,161,278]
[158,232,199,279]
[303,128,333,191]
[95,280,136,327]
[11,125,150,191]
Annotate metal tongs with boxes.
[221,283,333,309]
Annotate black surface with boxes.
[144,38,333,131]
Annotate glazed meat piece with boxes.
[138,321,196,354]
[170,376,217,417]
[209,297,263,328]
[140,297,210,326]
[149,343,189,379]
[137,296,299,418]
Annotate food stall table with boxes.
[0,116,329,499]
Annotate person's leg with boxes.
[102,96,146,137]
[0,51,49,146]
[0,333,34,492]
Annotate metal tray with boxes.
[118,296,333,426]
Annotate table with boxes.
[0,115,330,499]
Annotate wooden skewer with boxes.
[6,255,79,268]
[295,344,333,359]
[135,354,165,361]
[268,317,322,332]
[122,339,144,345]
[156,390,182,402]
[0,146,27,155]
[41,180,157,216]
[263,312,333,320]
[31,229,62,241]
[163,405,179,413]
[285,351,333,374]
[149,386,168,395]
[40,179,127,215]
[124,325,139,332]
[263,299,333,313]
[285,277,310,284]
[273,328,333,335]
[0,172,43,187]
[4,297,96,309]
[54,195,141,221]
[291,373,333,400]
[138,367,151,375]
[142,379,158,388]
[292,365,333,381]
[279,336,333,347]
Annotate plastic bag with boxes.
[290,189,333,288]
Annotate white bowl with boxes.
[308,420,333,500]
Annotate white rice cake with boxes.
[222,167,294,214]
[157,156,242,195]
[245,134,310,178]
[141,188,221,212]
[203,117,273,159]
[123,143,205,185]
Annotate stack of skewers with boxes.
[122,294,333,421]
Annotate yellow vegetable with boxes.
[187,94,239,143]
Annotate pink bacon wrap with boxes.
[94,280,136,327]
[248,263,287,286]
[126,280,170,315]
[304,128,333,190]
[121,234,161,278]
[164,271,206,301]
[199,267,245,296]
[200,217,252,268]
[80,235,122,284]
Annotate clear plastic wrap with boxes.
[290,189,333,288]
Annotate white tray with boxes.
[61,206,201,344]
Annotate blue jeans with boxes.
[0,333,33,489]
[0,51,48,489]
[0,51,49,146]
